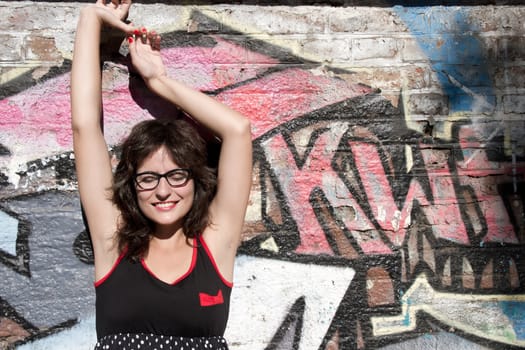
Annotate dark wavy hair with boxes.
[112,119,217,259]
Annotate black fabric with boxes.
[95,236,232,340]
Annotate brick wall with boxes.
[1,1,524,349]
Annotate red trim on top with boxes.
[140,238,197,285]
[198,235,234,288]
[94,248,128,288]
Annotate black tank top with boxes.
[95,236,232,340]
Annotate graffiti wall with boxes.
[1,1,524,349]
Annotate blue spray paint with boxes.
[500,301,525,340]
[393,6,494,113]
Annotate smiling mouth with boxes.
[153,201,177,210]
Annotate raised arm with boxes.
[128,33,252,272]
[70,0,134,279]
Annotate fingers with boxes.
[90,0,133,32]
[130,28,147,44]
[109,0,131,7]
[150,31,161,51]
[140,27,148,44]
[119,0,132,15]
[128,27,161,50]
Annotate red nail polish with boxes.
[134,29,140,35]
[141,27,147,33]
[128,36,134,43]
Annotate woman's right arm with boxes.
[70,1,134,279]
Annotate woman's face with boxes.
[135,146,195,234]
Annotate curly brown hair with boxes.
[112,119,217,259]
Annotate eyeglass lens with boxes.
[135,169,191,189]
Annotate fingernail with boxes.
[134,29,141,35]
[128,36,134,43]
[141,27,147,33]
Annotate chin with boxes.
[149,209,189,227]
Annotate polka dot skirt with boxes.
[94,333,229,350]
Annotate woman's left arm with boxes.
[152,75,253,246]
[128,32,253,259]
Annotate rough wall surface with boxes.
[1,1,524,349]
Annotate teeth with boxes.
[155,202,175,208]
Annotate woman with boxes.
[70,1,252,349]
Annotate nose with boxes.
[154,176,172,198]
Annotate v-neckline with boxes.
[140,238,197,285]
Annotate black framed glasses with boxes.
[134,168,192,190]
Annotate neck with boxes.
[148,227,189,252]
[152,220,184,239]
